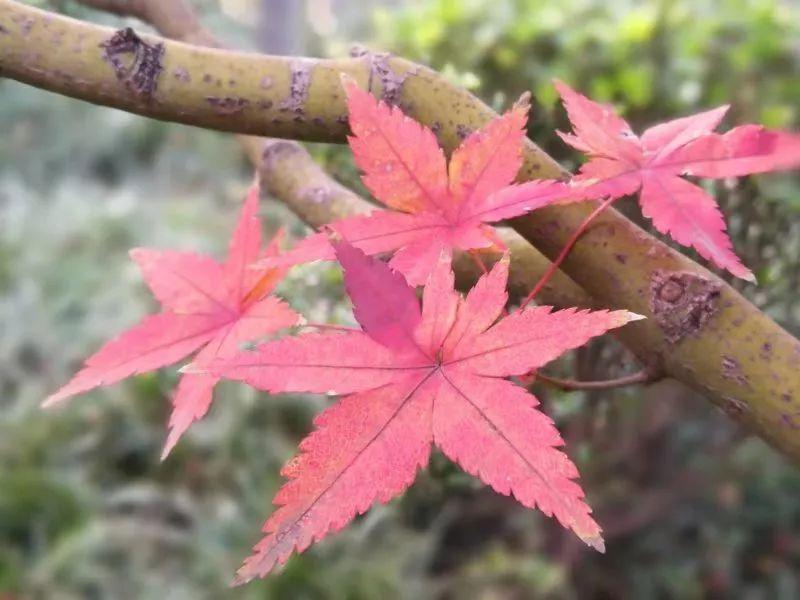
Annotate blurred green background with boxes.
[2,0,800,597]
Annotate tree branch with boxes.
[3,0,800,463]
[68,0,591,309]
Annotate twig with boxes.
[534,369,656,391]
[468,249,490,275]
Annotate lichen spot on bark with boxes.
[100,28,164,101]
[280,60,313,114]
[649,270,721,343]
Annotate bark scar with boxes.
[351,46,411,107]
[100,28,164,101]
[720,396,749,421]
[260,140,303,174]
[649,270,721,343]
[280,59,312,117]
[206,96,249,115]
[456,124,474,140]
[721,356,750,388]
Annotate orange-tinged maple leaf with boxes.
[43,182,300,458]
[198,241,643,583]
[264,76,576,286]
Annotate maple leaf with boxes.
[494,81,800,281]
[198,240,642,583]
[265,76,575,286]
[43,183,300,458]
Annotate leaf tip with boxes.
[339,72,358,93]
[740,270,757,284]
[624,311,647,323]
[230,573,250,587]
[513,90,532,112]
[41,395,59,409]
[160,433,179,461]
[552,78,572,96]
[584,534,606,553]
[179,362,205,375]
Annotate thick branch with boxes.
[2,0,800,463]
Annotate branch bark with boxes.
[2,0,800,463]
[69,0,589,308]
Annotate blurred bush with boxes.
[0,0,798,597]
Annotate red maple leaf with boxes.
[495,81,800,281]
[267,76,575,285]
[43,183,300,458]
[198,240,642,583]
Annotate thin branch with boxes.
[3,0,800,463]
[468,249,490,275]
[535,370,657,392]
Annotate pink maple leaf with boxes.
[494,81,800,281]
[43,183,300,458]
[199,240,642,583]
[266,76,575,286]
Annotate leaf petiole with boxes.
[520,196,618,308]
